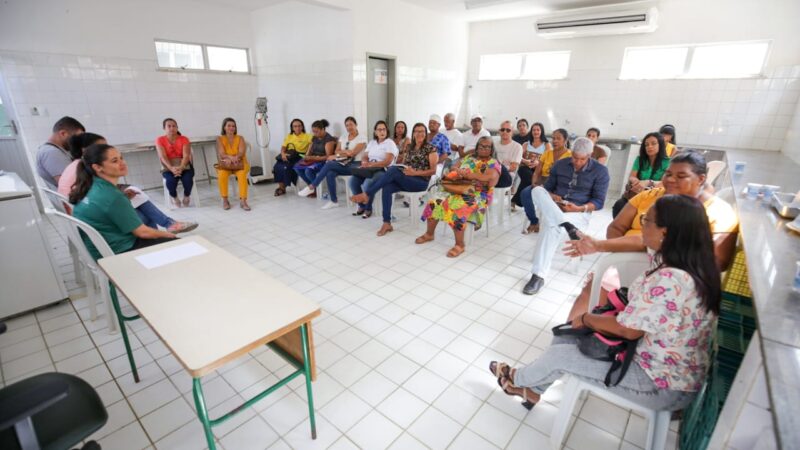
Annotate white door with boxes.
[367,57,389,130]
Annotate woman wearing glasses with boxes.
[297,116,366,209]
[416,136,500,257]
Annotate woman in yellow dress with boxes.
[216,117,251,211]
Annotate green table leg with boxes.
[300,323,317,439]
[108,283,140,383]
[192,378,216,450]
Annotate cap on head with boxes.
[429,114,442,124]
[470,114,483,121]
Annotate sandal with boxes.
[222,199,231,210]
[352,208,366,216]
[377,223,393,236]
[361,210,373,219]
[489,361,536,410]
[415,234,434,244]
[446,245,465,258]
[522,223,540,235]
[240,200,251,211]
[274,187,285,197]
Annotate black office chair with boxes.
[0,322,108,450]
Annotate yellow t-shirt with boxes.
[666,142,676,157]
[282,133,313,155]
[540,149,572,177]
[625,187,739,236]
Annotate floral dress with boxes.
[421,155,501,231]
[616,266,715,391]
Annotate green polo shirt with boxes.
[73,177,142,259]
[632,156,670,181]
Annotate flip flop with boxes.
[415,234,434,244]
[446,245,465,258]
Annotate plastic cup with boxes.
[734,161,746,175]
[746,183,762,200]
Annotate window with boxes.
[620,40,770,80]
[479,51,570,81]
[154,40,250,73]
[207,46,249,73]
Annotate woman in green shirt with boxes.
[71,144,178,259]
[612,132,669,217]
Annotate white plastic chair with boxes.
[44,209,118,333]
[397,164,444,229]
[706,160,726,187]
[40,188,85,284]
[551,251,667,450]
[162,177,199,209]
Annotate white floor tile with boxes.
[98,421,151,450]
[376,353,421,385]
[579,394,631,438]
[506,423,552,450]
[466,402,521,449]
[140,397,196,442]
[401,367,449,403]
[219,415,279,450]
[407,407,462,450]
[128,378,182,416]
[432,385,484,426]
[565,418,622,450]
[448,428,499,449]
[325,354,370,388]
[347,410,403,450]
[282,415,341,450]
[319,390,372,432]
[377,388,429,428]
[349,370,397,407]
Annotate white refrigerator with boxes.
[0,172,67,318]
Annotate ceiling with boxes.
[188,0,646,21]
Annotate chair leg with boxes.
[85,267,98,322]
[551,377,582,450]
[647,410,671,450]
[98,274,118,334]
[69,240,85,287]
[108,283,140,383]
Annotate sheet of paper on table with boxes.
[135,241,208,269]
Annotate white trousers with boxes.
[530,186,591,277]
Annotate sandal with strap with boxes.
[446,245,465,258]
[274,187,286,197]
[352,208,366,216]
[489,361,536,410]
[415,234,434,244]
[361,210,373,219]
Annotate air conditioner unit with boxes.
[535,6,658,39]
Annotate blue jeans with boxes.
[348,170,385,211]
[136,201,175,229]
[520,185,539,225]
[311,161,355,203]
[294,164,323,186]
[162,168,194,198]
[365,167,429,223]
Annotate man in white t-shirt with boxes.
[462,114,491,156]
[495,120,523,188]
[442,113,464,159]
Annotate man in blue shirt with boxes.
[427,114,451,163]
[523,137,610,295]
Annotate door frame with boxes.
[0,71,36,188]
[365,53,396,129]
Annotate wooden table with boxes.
[98,236,321,449]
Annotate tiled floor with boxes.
[0,182,680,449]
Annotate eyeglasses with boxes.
[477,144,492,149]
[499,128,512,132]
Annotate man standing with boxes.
[427,114,451,163]
[462,114,491,157]
[36,116,85,189]
[442,113,464,158]
[522,137,610,295]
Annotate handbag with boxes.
[441,179,474,196]
[349,166,384,178]
[214,158,244,172]
[551,288,640,387]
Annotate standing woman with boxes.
[612,132,669,218]
[273,118,312,196]
[215,117,251,211]
[348,121,398,218]
[294,119,336,192]
[351,122,438,236]
[297,116,367,208]
[417,136,500,257]
[393,121,410,152]
[660,124,677,157]
[71,144,178,259]
[512,122,550,207]
[155,118,194,208]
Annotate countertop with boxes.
[0,171,32,200]
[722,148,800,450]
[116,136,220,153]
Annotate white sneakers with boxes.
[321,201,339,210]
[298,186,315,197]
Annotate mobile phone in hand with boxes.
[559,222,581,240]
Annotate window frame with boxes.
[154,39,252,74]
[478,50,571,81]
[619,40,771,81]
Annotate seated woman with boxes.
[155,118,194,208]
[348,121,398,218]
[495,120,523,189]
[59,133,196,233]
[512,122,550,208]
[564,150,738,320]
[351,122,438,236]
[71,144,181,259]
[392,121,410,152]
[491,194,720,412]
[586,127,609,165]
[612,132,669,218]
[519,128,571,234]
[294,119,336,193]
[660,124,677,157]
[273,118,312,196]
[216,117,251,211]
[297,116,366,208]
[416,136,500,257]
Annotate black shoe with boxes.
[523,274,544,295]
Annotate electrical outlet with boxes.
[31,106,40,116]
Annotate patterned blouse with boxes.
[616,266,715,392]
[400,143,437,173]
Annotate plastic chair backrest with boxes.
[589,252,651,310]
[44,208,116,260]
[706,160,726,186]
[41,187,70,214]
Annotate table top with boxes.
[721,148,800,450]
[98,236,321,377]
[115,136,220,154]
[0,172,32,200]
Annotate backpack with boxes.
[552,288,640,387]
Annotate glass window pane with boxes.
[522,51,570,80]
[479,54,523,80]
[687,42,769,78]
[207,46,249,73]
[619,46,687,80]
[155,41,204,70]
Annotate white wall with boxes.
[0,0,258,187]
[251,0,468,142]
[467,0,800,150]
[782,99,800,164]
